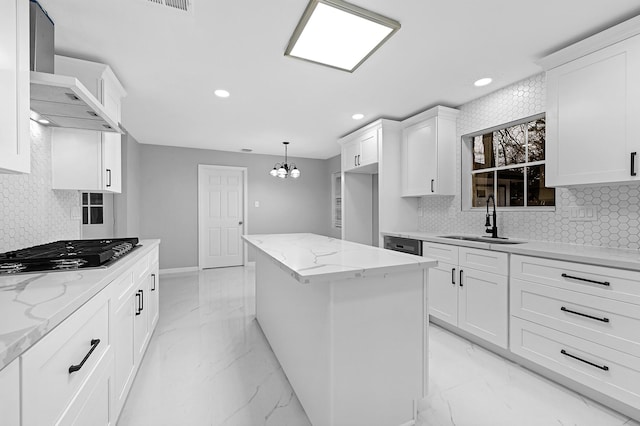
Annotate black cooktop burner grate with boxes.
[0,238,139,273]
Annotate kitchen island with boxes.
[242,233,437,426]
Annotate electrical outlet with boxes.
[568,206,597,221]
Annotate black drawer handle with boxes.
[151,273,156,291]
[135,291,142,315]
[451,268,456,285]
[106,169,112,187]
[560,349,609,371]
[561,306,609,323]
[430,179,435,193]
[140,289,144,312]
[459,269,463,287]
[631,152,637,176]
[561,273,610,287]
[69,339,101,374]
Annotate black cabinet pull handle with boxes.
[354,156,357,167]
[561,306,609,323]
[459,269,463,287]
[135,291,141,315]
[451,268,456,285]
[151,273,156,291]
[140,289,144,311]
[106,169,112,187]
[631,152,637,176]
[358,154,361,166]
[69,339,100,374]
[560,349,609,371]
[561,273,610,287]
[430,179,435,193]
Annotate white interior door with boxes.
[198,165,245,268]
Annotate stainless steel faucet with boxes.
[485,194,498,238]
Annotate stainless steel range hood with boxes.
[30,71,123,133]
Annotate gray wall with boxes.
[325,154,342,239]
[139,144,331,269]
[115,131,141,238]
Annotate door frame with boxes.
[197,164,249,269]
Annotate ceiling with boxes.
[39,0,640,159]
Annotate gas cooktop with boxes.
[0,238,140,275]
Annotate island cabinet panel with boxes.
[254,249,427,426]
[0,359,20,426]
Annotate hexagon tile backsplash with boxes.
[418,73,640,250]
[0,122,80,252]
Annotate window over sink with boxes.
[462,114,555,210]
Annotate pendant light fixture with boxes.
[270,142,301,179]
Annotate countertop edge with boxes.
[0,239,161,371]
[381,231,640,272]
[243,234,437,284]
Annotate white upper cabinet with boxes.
[340,125,379,173]
[0,0,30,174]
[51,56,126,193]
[401,106,459,196]
[541,17,640,187]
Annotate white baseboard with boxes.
[159,266,199,275]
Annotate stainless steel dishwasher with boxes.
[383,235,423,256]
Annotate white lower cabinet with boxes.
[22,288,112,426]
[0,359,20,426]
[14,243,160,426]
[510,254,640,412]
[424,242,509,348]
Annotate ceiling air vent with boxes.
[144,0,193,14]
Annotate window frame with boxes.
[82,192,105,225]
[461,113,556,212]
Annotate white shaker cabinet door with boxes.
[546,34,640,186]
[427,261,459,326]
[403,118,438,196]
[458,268,508,348]
[0,0,30,174]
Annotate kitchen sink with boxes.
[437,235,525,244]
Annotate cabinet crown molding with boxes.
[401,105,459,128]
[538,14,640,70]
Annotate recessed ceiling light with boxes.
[37,119,50,124]
[474,78,493,87]
[285,0,400,72]
[214,89,230,98]
[352,113,364,120]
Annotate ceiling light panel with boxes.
[285,0,400,72]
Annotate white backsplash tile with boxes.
[0,122,80,252]
[418,73,640,250]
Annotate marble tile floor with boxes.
[119,265,639,426]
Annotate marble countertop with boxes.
[382,231,640,271]
[0,239,160,371]
[243,233,437,284]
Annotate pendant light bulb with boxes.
[270,167,278,177]
[290,167,300,178]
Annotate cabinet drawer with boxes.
[112,268,134,305]
[423,242,458,264]
[149,246,159,265]
[511,255,640,304]
[459,247,508,276]
[132,252,150,281]
[512,278,640,357]
[511,317,640,410]
[22,292,110,426]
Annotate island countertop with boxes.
[0,239,160,371]
[242,233,437,284]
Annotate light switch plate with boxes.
[568,206,597,221]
